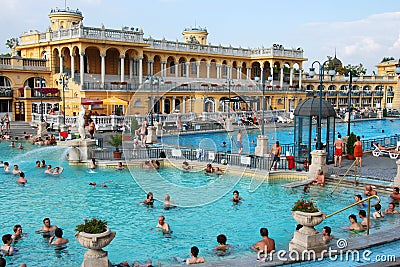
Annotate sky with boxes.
[2,0,400,74]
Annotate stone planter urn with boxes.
[289,211,327,254]
[76,228,116,267]
[292,211,326,234]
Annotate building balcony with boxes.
[0,56,48,71]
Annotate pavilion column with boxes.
[161,61,167,77]
[246,67,251,80]
[182,96,186,113]
[206,64,210,78]
[260,66,264,82]
[299,68,302,89]
[148,60,153,76]
[138,56,143,84]
[59,55,64,74]
[172,96,176,112]
[120,55,125,82]
[79,52,85,86]
[270,66,274,85]
[280,67,284,88]
[289,67,293,86]
[161,97,165,113]
[70,52,75,79]
[186,62,190,77]
[237,66,242,80]
[101,53,106,85]
[129,57,134,80]
[175,62,178,77]
[217,64,221,79]
[196,62,200,78]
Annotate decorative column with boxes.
[129,57,134,80]
[120,55,125,82]
[289,67,294,86]
[59,55,64,74]
[172,96,176,112]
[196,62,200,78]
[270,66,274,85]
[70,53,75,79]
[161,61,167,77]
[280,67,284,88]
[260,66,264,82]
[148,60,153,76]
[138,57,143,84]
[206,64,210,78]
[299,68,302,89]
[246,67,251,80]
[182,96,186,113]
[228,66,232,79]
[161,97,165,114]
[101,53,106,85]
[80,52,85,86]
[216,64,221,79]
[186,62,190,77]
[237,66,242,80]
[175,62,179,77]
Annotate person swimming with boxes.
[231,190,243,204]
[138,192,154,206]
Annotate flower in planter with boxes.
[292,199,319,213]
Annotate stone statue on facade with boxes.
[77,105,86,140]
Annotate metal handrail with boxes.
[326,195,381,235]
[330,160,358,195]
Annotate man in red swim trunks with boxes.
[334,134,344,168]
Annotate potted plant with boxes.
[109,134,123,159]
[346,132,357,160]
[75,218,116,266]
[291,199,325,235]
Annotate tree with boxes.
[339,64,367,76]
[381,57,394,63]
[5,38,18,50]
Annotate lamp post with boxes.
[36,77,46,122]
[145,75,164,126]
[225,79,234,118]
[58,74,69,125]
[344,71,358,136]
[309,61,335,150]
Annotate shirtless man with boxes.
[358,210,372,228]
[333,134,344,168]
[364,185,377,197]
[17,172,27,184]
[49,228,68,245]
[164,194,176,209]
[45,165,53,174]
[155,216,171,234]
[348,214,363,231]
[186,246,205,265]
[390,187,400,204]
[252,227,275,254]
[270,141,282,170]
[322,226,334,243]
[40,218,58,233]
[3,162,10,172]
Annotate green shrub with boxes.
[346,132,357,155]
[76,218,107,234]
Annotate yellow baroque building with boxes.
[0,6,399,122]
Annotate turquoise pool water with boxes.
[1,142,399,266]
[160,119,400,153]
